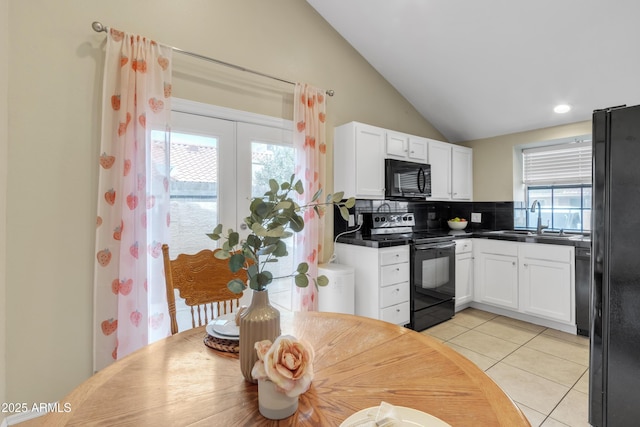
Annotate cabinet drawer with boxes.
[455,239,473,253]
[380,262,410,286]
[379,246,410,266]
[380,302,410,325]
[380,282,410,308]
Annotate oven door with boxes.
[411,241,455,329]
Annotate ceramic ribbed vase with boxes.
[239,289,281,383]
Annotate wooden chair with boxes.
[162,244,246,335]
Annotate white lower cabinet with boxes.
[335,243,410,326]
[473,238,575,329]
[519,244,574,324]
[474,239,519,310]
[455,239,474,312]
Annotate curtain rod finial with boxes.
[326,89,335,97]
[92,22,106,33]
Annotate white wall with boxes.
[0,0,8,419]
[5,0,443,407]
[460,121,592,201]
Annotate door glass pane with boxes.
[251,141,295,312]
[168,132,219,255]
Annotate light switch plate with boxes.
[471,212,482,223]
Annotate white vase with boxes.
[258,379,298,420]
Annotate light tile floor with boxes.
[421,308,590,427]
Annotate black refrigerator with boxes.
[590,104,640,426]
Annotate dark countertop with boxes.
[336,229,591,249]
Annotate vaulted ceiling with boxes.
[306,0,640,143]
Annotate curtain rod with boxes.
[91,21,335,97]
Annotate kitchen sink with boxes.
[486,230,585,240]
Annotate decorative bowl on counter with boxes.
[447,219,468,230]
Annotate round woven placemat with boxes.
[203,333,240,353]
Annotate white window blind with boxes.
[522,141,592,185]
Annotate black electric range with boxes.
[358,212,467,330]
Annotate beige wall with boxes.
[461,121,592,201]
[4,0,443,406]
[1,0,8,417]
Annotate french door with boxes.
[167,101,295,316]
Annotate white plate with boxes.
[340,406,451,427]
[205,313,239,340]
[210,314,240,337]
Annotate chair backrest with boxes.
[162,244,245,335]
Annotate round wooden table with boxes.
[38,312,529,426]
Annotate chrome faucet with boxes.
[530,200,549,234]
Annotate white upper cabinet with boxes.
[426,140,473,201]
[452,145,473,200]
[334,122,386,199]
[426,139,452,200]
[334,121,471,200]
[385,132,428,163]
[385,131,409,159]
[408,137,429,163]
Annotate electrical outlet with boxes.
[348,214,355,227]
[471,212,482,223]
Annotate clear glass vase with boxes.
[239,289,281,383]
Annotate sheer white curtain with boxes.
[292,83,327,311]
[93,28,172,370]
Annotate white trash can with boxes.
[317,263,355,315]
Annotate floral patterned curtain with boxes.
[93,29,172,371]
[292,83,327,311]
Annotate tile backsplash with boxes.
[334,200,515,235]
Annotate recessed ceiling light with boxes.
[554,104,571,114]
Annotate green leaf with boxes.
[294,179,304,194]
[214,249,230,259]
[213,224,223,234]
[269,179,279,193]
[258,244,277,255]
[339,206,350,221]
[345,197,356,208]
[295,273,309,288]
[264,226,285,238]
[332,191,345,203]
[246,234,261,250]
[206,233,220,241]
[251,199,269,220]
[228,231,239,247]
[229,253,245,272]
[247,264,259,278]
[297,262,309,274]
[289,214,304,232]
[317,274,329,287]
[275,201,292,210]
[251,222,268,237]
[227,279,246,294]
[273,240,288,257]
[311,188,323,202]
[256,271,273,287]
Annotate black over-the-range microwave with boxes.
[384,158,432,200]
